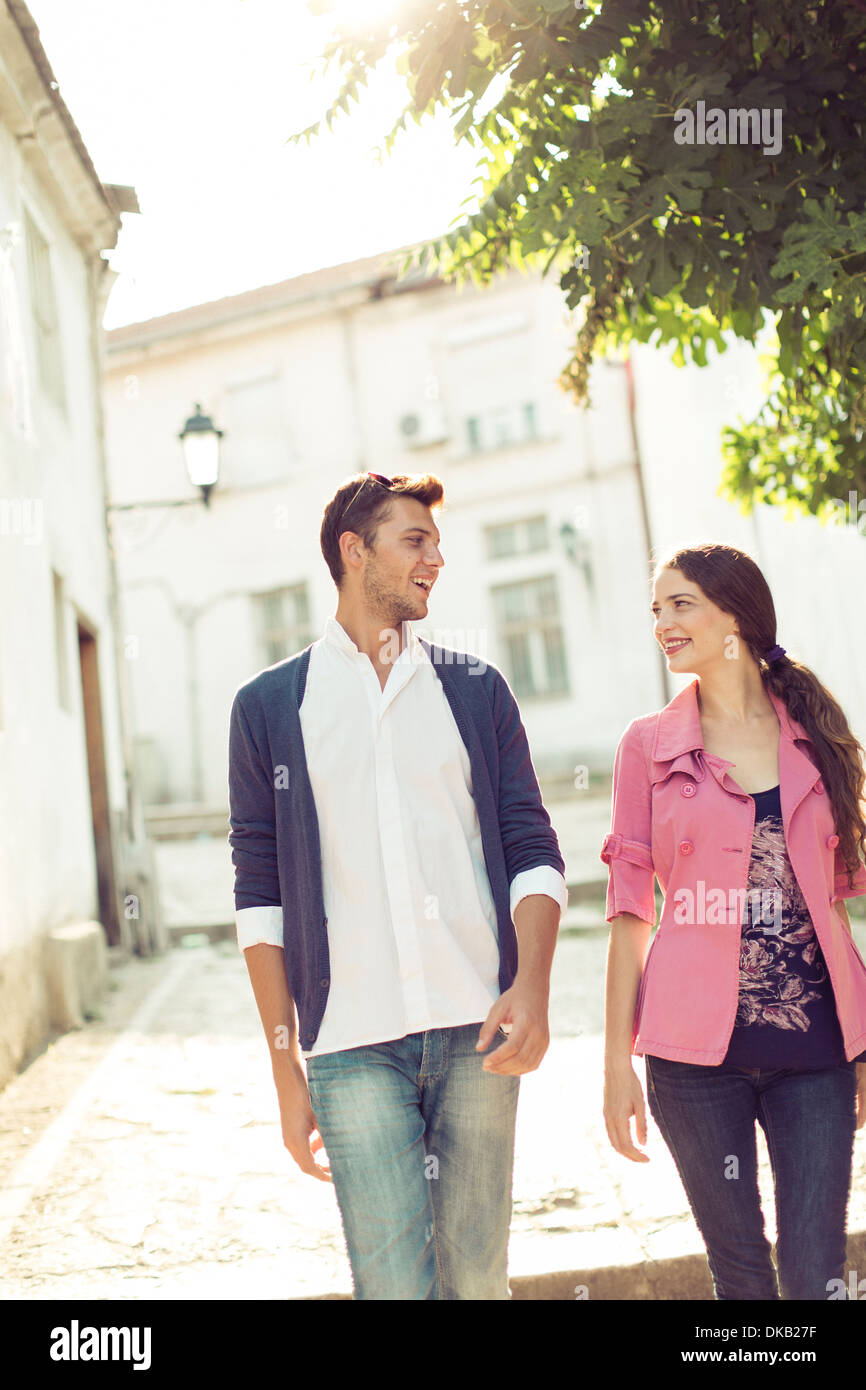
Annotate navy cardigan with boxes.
[227,639,565,1051]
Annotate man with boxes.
[228,469,567,1300]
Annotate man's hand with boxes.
[856,1061,866,1131]
[273,1058,332,1182]
[239,945,331,1180]
[477,890,559,1075]
[476,981,550,1075]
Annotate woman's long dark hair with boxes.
[655,542,866,888]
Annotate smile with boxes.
[664,639,691,653]
[411,578,433,590]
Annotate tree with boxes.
[294,0,866,523]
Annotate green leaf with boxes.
[649,242,682,297]
[296,0,866,517]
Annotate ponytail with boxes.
[762,656,866,891]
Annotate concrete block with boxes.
[0,937,50,1091]
[44,920,108,1030]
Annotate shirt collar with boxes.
[651,676,809,762]
[323,615,425,667]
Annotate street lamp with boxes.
[178,403,223,508]
[107,403,225,513]
[103,404,225,821]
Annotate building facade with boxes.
[0,0,157,1090]
[104,247,866,828]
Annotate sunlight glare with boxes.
[322,0,399,31]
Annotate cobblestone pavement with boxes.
[1,927,865,1300]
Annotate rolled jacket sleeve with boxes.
[600,721,656,926]
[832,845,866,901]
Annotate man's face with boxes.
[353,495,444,626]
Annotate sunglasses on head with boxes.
[338,471,396,529]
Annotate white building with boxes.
[102,250,654,804]
[0,0,159,1090]
[102,244,866,925]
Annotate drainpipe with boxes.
[88,250,163,954]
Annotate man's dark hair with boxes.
[320,472,444,588]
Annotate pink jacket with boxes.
[601,678,866,1064]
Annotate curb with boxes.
[301,1228,866,1300]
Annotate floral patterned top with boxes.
[722,784,866,1069]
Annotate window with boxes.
[23,210,65,411]
[491,575,569,699]
[461,402,540,454]
[525,515,548,551]
[485,515,549,561]
[254,584,313,666]
[491,408,513,449]
[487,525,517,561]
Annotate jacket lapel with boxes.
[648,679,822,822]
[649,679,707,784]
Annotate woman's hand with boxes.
[604,1059,650,1162]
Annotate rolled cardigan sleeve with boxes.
[227,689,284,950]
[510,865,569,921]
[832,845,866,901]
[600,720,656,926]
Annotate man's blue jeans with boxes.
[305,1023,520,1300]
[645,1055,858,1300]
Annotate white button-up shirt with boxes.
[236,617,568,1056]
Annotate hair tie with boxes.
[764,644,786,663]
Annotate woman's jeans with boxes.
[305,1023,520,1300]
[645,1054,858,1300]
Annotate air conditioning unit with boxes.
[397,403,449,449]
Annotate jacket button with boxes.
[827,833,840,849]
[678,839,695,855]
[680,783,696,798]
[814,780,824,794]
[319,978,329,987]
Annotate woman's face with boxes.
[651,567,738,675]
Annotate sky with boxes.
[26,0,491,328]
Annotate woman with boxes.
[601,542,866,1301]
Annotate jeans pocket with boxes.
[645,1054,698,1077]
